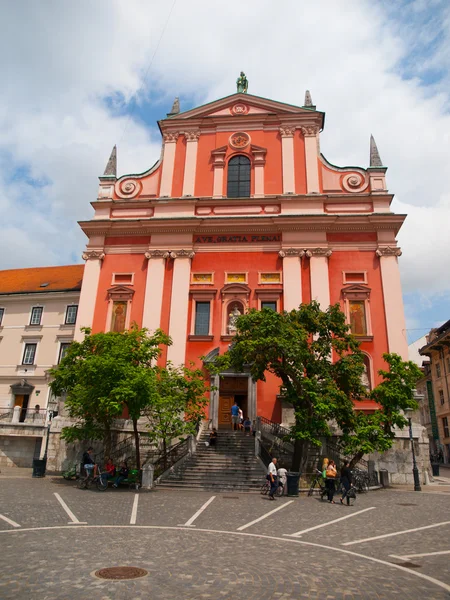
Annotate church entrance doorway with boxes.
[218,376,248,429]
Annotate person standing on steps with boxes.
[231,401,240,431]
[267,457,278,500]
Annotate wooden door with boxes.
[219,394,234,426]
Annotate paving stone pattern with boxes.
[0,477,449,599]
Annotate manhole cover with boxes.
[222,495,239,499]
[94,567,148,580]
[395,562,421,569]
[396,503,417,506]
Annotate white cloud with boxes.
[0,0,449,317]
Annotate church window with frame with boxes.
[227,155,251,198]
[349,300,367,336]
[342,284,372,339]
[194,302,211,336]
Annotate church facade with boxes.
[75,88,408,428]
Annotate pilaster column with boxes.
[307,248,332,310]
[182,131,201,197]
[167,250,195,367]
[211,147,227,198]
[252,146,267,197]
[279,125,296,194]
[142,250,170,333]
[301,126,320,194]
[376,246,408,359]
[74,250,105,341]
[159,132,179,197]
[279,248,304,311]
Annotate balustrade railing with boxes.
[153,438,190,479]
[0,407,48,424]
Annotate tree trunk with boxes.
[103,422,112,460]
[292,439,308,473]
[132,418,141,471]
[349,451,365,469]
[162,438,167,470]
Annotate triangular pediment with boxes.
[342,284,371,299]
[162,93,323,122]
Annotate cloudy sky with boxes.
[1,0,449,342]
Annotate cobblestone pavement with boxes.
[0,477,449,599]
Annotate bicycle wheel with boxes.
[96,477,108,492]
[276,483,284,497]
[77,477,87,490]
[307,478,317,497]
[260,482,269,495]
[359,479,369,493]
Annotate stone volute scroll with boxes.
[300,126,320,137]
[82,250,105,261]
[279,125,296,138]
[145,250,170,260]
[278,248,305,258]
[163,132,180,143]
[376,246,402,257]
[305,248,332,258]
[184,131,201,142]
[169,249,195,259]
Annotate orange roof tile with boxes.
[0,264,84,295]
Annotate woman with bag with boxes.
[325,460,337,503]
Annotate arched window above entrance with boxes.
[227,155,251,198]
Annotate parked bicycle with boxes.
[307,469,326,497]
[260,477,284,497]
[352,468,369,493]
[77,465,108,491]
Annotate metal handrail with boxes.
[153,438,190,479]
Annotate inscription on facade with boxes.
[194,234,281,244]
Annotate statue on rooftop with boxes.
[236,72,248,94]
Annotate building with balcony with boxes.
[0,265,83,467]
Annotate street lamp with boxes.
[404,407,422,492]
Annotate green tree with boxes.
[342,353,422,466]
[145,363,209,468]
[207,302,366,471]
[49,326,169,467]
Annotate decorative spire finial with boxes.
[236,71,248,94]
[167,97,180,117]
[304,90,313,107]
[370,134,383,167]
[103,145,117,177]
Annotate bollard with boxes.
[141,464,154,489]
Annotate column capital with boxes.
[170,249,195,259]
[376,246,402,257]
[82,250,105,261]
[306,247,332,257]
[163,131,180,143]
[145,249,170,260]
[279,125,297,138]
[278,248,305,258]
[184,130,201,142]
[300,125,320,137]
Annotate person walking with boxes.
[325,460,337,503]
[231,401,240,431]
[340,461,353,505]
[267,457,278,500]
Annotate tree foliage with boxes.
[341,353,422,466]
[145,363,209,463]
[207,302,366,471]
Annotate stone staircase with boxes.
[157,429,265,492]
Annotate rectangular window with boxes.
[65,305,78,325]
[261,301,277,311]
[436,363,441,378]
[58,343,71,363]
[194,302,210,336]
[349,300,367,336]
[30,307,43,326]
[439,390,445,405]
[22,343,37,365]
[443,417,449,439]
[0,307,4,325]
[343,272,367,284]
[112,273,134,285]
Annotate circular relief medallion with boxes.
[230,103,249,116]
[229,131,251,149]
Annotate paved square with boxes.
[0,475,449,599]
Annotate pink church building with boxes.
[75,86,408,428]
